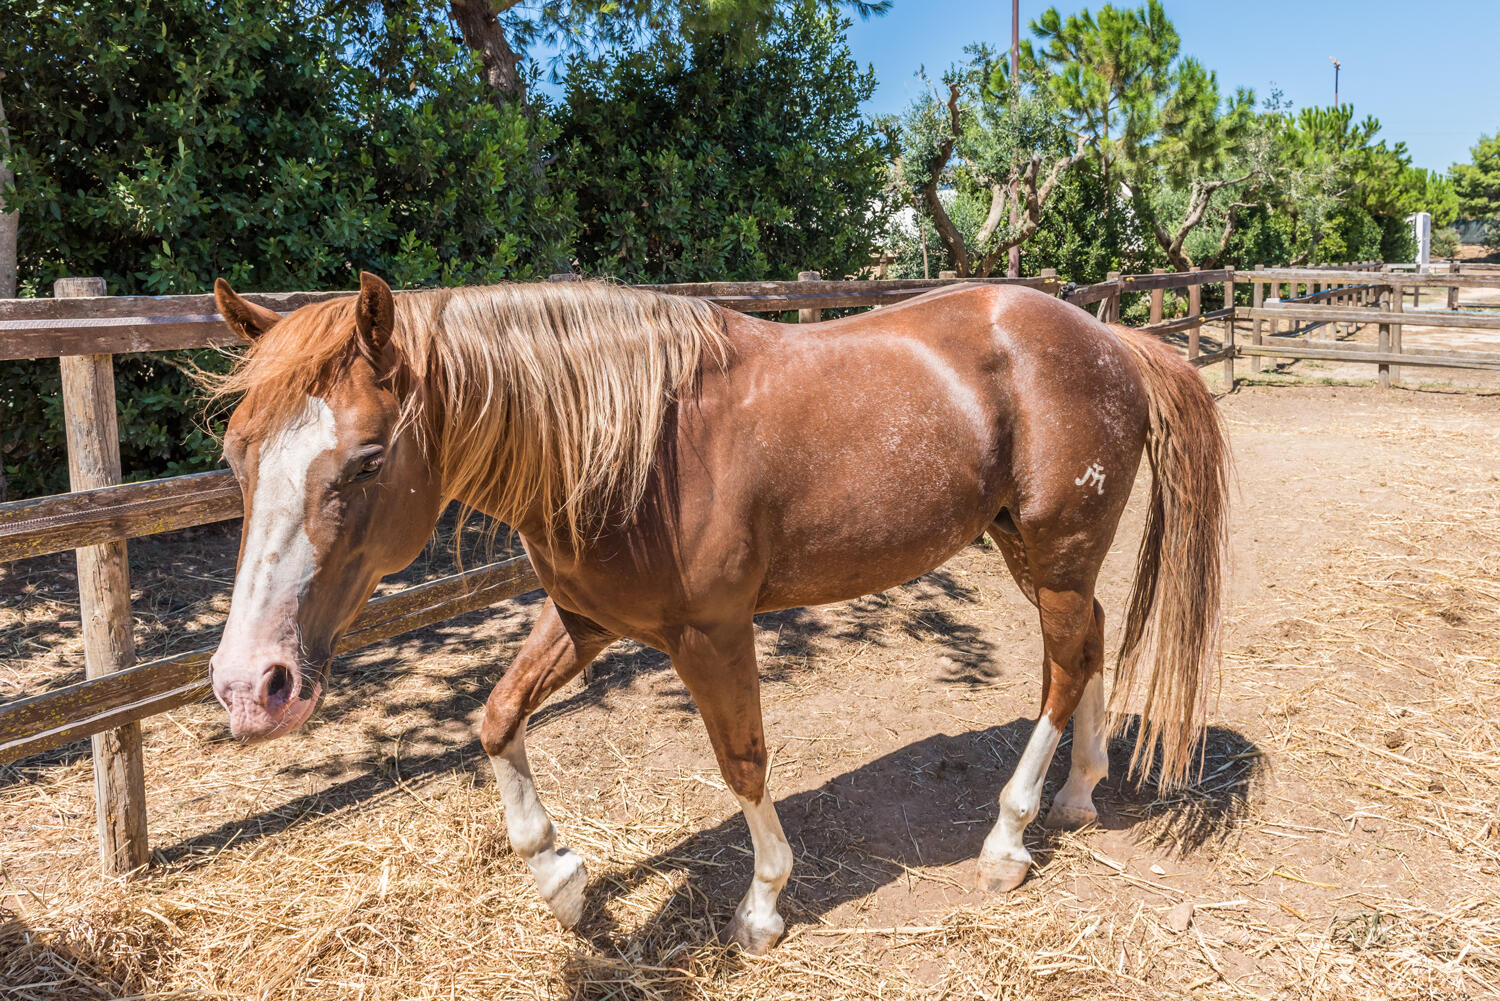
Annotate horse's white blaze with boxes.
[1052,674,1108,821]
[981,715,1062,867]
[220,397,337,661]
[489,724,586,922]
[732,792,793,941]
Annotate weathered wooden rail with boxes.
[3,262,1497,874]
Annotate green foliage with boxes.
[1451,130,1500,221]
[1,0,578,496]
[555,0,886,282]
[1012,165,1130,283]
[498,0,889,69]
[4,0,575,295]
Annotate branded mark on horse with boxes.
[207,274,1228,953]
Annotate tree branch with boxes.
[920,82,971,276]
[973,181,1009,248]
[0,73,17,302]
[974,139,1084,277]
[449,0,526,105]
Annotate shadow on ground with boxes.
[554,716,1262,999]
[2,541,1002,789]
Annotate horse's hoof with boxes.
[1043,801,1098,830]
[976,855,1031,893]
[724,911,784,955]
[539,851,588,929]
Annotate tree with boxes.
[1124,58,1264,270]
[556,0,887,282]
[884,51,1083,278]
[2,0,576,296]
[1022,0,1178,198]
[1452,131,1500,221]
[1270,105,1448,264]
[441,0,890,104]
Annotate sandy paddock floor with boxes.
[2,381,1499,1000]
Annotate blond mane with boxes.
[208,281,729,544]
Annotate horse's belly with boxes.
[754,477,996,611]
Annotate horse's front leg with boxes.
[479,599,617,927]
[670,619,793,955]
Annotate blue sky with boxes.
[846,0,1497,173]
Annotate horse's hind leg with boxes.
[1045,599,1108,830]
[978,581,1106,892]
[988,519,1109,831]
[478,599,617,928]
[669,619,792,955]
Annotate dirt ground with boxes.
[3,380,1499,1000]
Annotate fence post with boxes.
[1040,267,1059,298]
[55,276,148,877]
[1149,267,1165,325]
[1251,264,1265,373]
[1221,270,1235,388]
[1187,266,1202,359]
[1448,263,1461,310]
[797,270,822,324]
[1377,282,1395,388]
[1105,271,1121,324]
[1390,281,1404,386]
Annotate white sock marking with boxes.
[982,715,1062,865]
[489,723,583,907]
[1053,674,1108,820]
[732,792,793,940]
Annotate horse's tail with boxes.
[1108,325,1230,789]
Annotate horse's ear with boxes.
[355,271,396,363]
[214,278,282,343]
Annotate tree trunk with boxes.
[449,0,526,105]
[0,76,18,301]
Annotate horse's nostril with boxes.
[266,664,295,704]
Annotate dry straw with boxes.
[3,386,1498,999]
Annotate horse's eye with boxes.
[351,454,384,482]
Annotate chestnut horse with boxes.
[207,273,1227,953]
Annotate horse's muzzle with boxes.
[211,656,326,741]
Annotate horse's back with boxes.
[690,283,1149,610]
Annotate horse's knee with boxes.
[479,693,525,758]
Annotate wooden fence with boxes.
[3,262,1498,874]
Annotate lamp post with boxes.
[1008,0,1021,278]
[1329,56,1340,106]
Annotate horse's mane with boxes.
[207,281,728,544]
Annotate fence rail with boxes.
[0,275,1063,361]
[4,260,1498,873]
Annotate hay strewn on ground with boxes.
[2,383,1498,1000]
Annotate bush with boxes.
[1,0,576,497]
[1431,226,1461,260]
[556,0,886,283]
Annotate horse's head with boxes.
[209,273,445,740]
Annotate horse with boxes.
[206,272,1228,954]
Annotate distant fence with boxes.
[3,260,1499,874]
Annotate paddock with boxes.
[3,379,1497,999]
